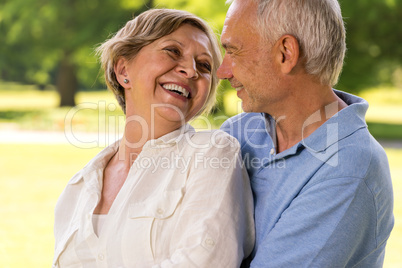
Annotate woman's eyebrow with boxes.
[161,39,184,46]
[162,39,212,60]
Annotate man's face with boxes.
[217,0,282,114]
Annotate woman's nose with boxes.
[176,58,198,79]
[217,54,233,80]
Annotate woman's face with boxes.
[122,24,213,127]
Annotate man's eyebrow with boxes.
[222,42,237,50]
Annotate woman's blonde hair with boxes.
[97,8,222,115]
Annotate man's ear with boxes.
[276,35,300,74]
[114,58,130,88]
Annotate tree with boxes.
[337,0,402,92]
[0,0,153,106]
[155,0,229,30]
[1,0,400,106]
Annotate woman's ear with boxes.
[114,58,130,88]
[277,35,300,74]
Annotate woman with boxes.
[53,9,254,267]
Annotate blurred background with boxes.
[0,0,401,266]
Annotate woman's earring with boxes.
[124,79,129,84]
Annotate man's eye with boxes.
[198,62,212,73]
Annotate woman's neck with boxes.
[117,116,184,168]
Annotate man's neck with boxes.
[273,87,347,153]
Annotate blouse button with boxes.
[157,208,164,215]
[205,238,215,247]
[98,253,105,261]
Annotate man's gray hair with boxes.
[235,0,346,86]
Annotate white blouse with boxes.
[53,124,255,268]
[92,214,107,237]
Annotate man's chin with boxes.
[241,102,252,113]
[242,101,263,114]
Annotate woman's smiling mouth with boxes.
[162,83,192,99]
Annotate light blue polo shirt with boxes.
[221,90,394,267]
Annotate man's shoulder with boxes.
[220,113,274,160]
[337,126,388,167]
[309,125,392,192]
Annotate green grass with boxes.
[0,143,103,267]
[360,87,402,125]
[367,122,402,140]
[383,149,402,267]
[0,82,125,133]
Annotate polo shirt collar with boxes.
[263,90,369,155]
[303,90,368,152]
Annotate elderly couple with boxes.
[53,0,394,267]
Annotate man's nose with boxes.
[217,54,233,80]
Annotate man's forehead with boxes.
[220,16,237,45]
[224,0,258,26]
[222,1,258,36]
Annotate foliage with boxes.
[337,0,402,92]
[0,0,401,102]
[155,0,228,30]
[0,0,152,105]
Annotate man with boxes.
[218,0,394,267]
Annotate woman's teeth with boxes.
[163,84,190,98]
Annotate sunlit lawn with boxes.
[0,82,401,267]
[0,82,125,133]
[0,143,103,267]
[384,149,402,267]
[360,87,402,125]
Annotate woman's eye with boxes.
[164,47,181,56]
[198,62,212,73]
